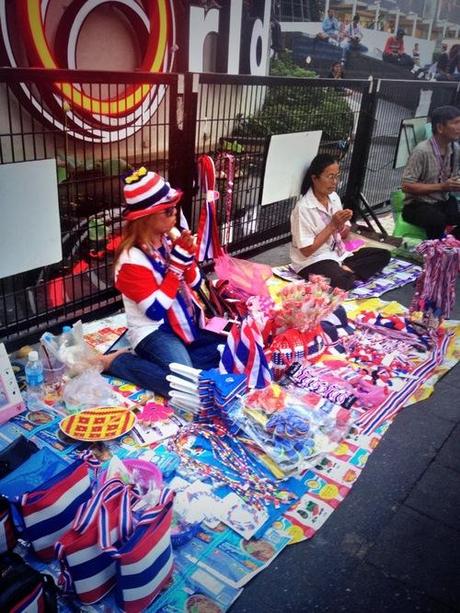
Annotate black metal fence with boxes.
[0,68,178,345]
[361,79,460,210]
[0,67,459,345]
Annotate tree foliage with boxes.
[233,52,354,141]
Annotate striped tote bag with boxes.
[113,488,175,612]
[19,459,93,561]
[56,478,136,605]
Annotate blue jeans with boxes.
[105,327,225,398]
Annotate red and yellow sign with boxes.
[0,0,176,141]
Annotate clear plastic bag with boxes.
[41,321,101,376]
[62,368,116,413]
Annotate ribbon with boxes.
[123,166,147,184]
[195,155,224,262]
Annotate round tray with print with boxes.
[59,406,136,442]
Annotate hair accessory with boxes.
[122,168,182,220]
[123,166,148,185]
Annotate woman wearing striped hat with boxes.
[103,168,224,398]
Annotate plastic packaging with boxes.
[60,325,74,349]
[214,253,272,299]
[62,368,115,413]
[24,351,45,410]
[41,321,100,376]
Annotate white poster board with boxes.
[261,130,322,206]
[0,159,62,278]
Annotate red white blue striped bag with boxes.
[113,488,175,613]
[56,478,136,605]
[19,459,93,561]
[9,582,47,613]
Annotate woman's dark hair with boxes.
[431,105,460,134]
[301,153,339,195]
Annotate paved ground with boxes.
[229,243,460,613]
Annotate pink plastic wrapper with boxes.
[214,254,272,299]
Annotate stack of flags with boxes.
[167,363,247,430]
[219,317,272,389]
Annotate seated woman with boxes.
[104,168,225,397]
[290,154,391,290]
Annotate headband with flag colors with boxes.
[122,167,182,221]
[219,317,272,388]
[195,155,224,262]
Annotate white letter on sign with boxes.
[227,0,243,74]
[250,0,271,75]
[189,6,220,72]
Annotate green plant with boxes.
[233,51,354,141]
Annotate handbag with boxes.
[0,447,68,501]
[19,459,93,561]
[0,435,39,480]
[56,478,137,605]
[113,488,175,612]
[0,551,57,612]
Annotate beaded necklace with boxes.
[168,424,286,510]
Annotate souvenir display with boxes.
[410,237,460,323]
[1,191,459,613]
[227,385,353,475]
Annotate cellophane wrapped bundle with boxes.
[268,277,347,379]
[274,275,347,335]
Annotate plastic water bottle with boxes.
[24,350,45,410]
[61,325,73,346]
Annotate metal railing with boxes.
[0,68,178,345]
[1,67,459,345]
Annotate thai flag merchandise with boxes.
[219,317,272,388]
[114,488,175,612]
[19,459,93,561]
[55,478,135,605]
[56,481,175,610]
[0,443,176,611]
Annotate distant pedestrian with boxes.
[436,42,450,80]
[382,28,414,69]
[340,14,368,65]
[327,61,345,79]
[317,8,340,45]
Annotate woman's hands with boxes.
[169,230,196,277]
[331,209,352,231]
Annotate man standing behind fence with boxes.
[401,105,460,239]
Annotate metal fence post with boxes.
[168,72,199,227]
[343,77,377,217]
